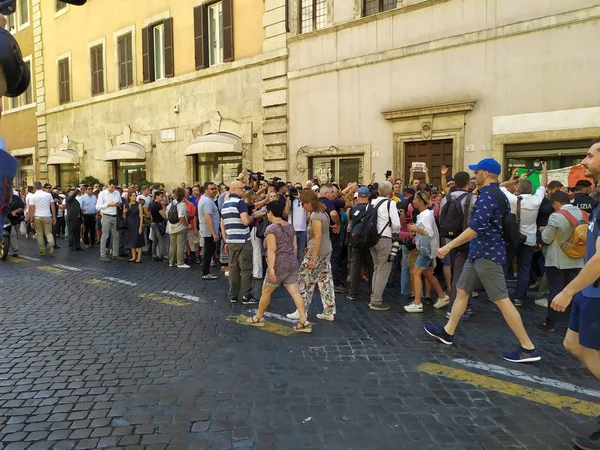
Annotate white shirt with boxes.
[288,199,307,232]
[416,208,439,259]
[96,189,122,216]
[370,197,400,238]
[30,189,54,218]
[500,186,546,246]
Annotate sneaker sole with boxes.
[369,305,390,311]
[433,300,449,309]
[423,326,453,345]
[404,308,423,313]
[502,355,541,363]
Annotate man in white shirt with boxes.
[96,179,124,262]
[369,181,401,311]
[28,181,57,256]
[287,190,307,265]
[500,163,548,306]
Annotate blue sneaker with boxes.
[424,325,454,345]
[502,347,541,363]
[506,274,517,282]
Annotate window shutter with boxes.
[193,5,208,70]
[142,26,154,83]
[118,37,126,89]
[222,0,234,63]
[97,46,104,94]
[164,18,174,78]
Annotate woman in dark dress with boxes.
[124,188,144,263]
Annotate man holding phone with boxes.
[96,179,124,262]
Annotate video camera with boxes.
[267,176,282,187]
[248,171,264,182]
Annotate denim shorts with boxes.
[415,254,434,269]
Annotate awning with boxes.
[184,132,242,156]
[104,142,146,161]
[47,149,79,165]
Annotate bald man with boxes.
[220,181,255,303]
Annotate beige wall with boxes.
[41,0,265,109]
[288,0,600,181]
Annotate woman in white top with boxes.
[405,190,449,313]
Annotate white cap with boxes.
[311,185,319,191]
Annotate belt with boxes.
[103,214,116,217]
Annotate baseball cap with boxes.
[357,186,370,197]
[468,158,501,175]
[575,179,592,188]
[311,185,319,191]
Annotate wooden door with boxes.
[405,140,453,187]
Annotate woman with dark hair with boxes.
[286,189,336,322]
[167,187,190,268]
[124,188,145,263]
[149,190,168,261]
[247,201,311,332]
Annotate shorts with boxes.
[263,270,299,288]
[187,230,199,251]
[442,254,451,267]
[415,254,434,269]
[407,249,419,269]
[457,259,508,302]
[96,217,102,229]
[568,293,600,350]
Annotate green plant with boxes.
[140,180,163,188]
[79,175,101,186]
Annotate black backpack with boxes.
[489,188,525,249]
[439,192,471,239]
[168,202,180,224]
[349,199,391,249]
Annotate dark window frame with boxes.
[142,18,174,84]
[193,0,234,70]
[58,57,70,105]
[117,33,134,89]
[363,0,398,16]
[90,44,104,96]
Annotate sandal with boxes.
[247,315,265,327]
[293,321,312,334]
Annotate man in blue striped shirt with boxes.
[221,180,255,304]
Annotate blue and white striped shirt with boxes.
[222,195,250,244]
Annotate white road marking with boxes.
[103,277,138,287]
[247,309,296,324]
[53,264,82,272]
[160,290,204,303]
[453,358,600,399]
[20,255,41,262]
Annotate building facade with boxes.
[0,0,37,188]
[36,0,289,187]
[287,0,600,186]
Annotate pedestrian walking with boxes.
[28,181,57,256]
[198,182,220,279]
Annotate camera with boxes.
[388,237,401,262]
[249,171,264,182]
[267,176,282,187]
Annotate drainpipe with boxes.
[285,0,290,32]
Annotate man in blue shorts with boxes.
[551,139,600,450]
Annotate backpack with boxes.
[168,202,180,224]
[439,192,471,239]
[554,210,588,259]
[489,188,524,249]
[349,199,391,249]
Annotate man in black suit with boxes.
[65,189,83,250]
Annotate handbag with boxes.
[116,207,128,231]
[255,217,269,239]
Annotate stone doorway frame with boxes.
[382,101,476,185]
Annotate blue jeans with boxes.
[296,230,307,266]
[512,243,535,300]
[400,245,411,296]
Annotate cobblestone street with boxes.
[0,239,598,450]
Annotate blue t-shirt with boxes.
[583,201,600,297]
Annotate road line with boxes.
[139,293,191,307]
[235,315,295,336]
[103,277,137,286]
[38,266,65,274]
[20,255,41,262]
[160,290,203,302]
[7,257,27,263]
[53,264,82,272]
[453,359,600,399]
[419,362,600,418]
[247,309,296,324]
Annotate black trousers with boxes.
[68,219,82,249]
[83,214,96,246]
[546,266,580,326]
[348,245,373,298]
[202,236,217,275]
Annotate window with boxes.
[90,44,104,95]
[196,154,242,185]
[56,0,67,11]
[142,19,174,83]
[18,0,29,27]
[363,0,398,16]
[6,12,15,32]
[117,33,134,89]
[299,0,327,33]
[6,59,34,110]
[114,161,147,186]
[193,0,233,70]
[58,57,71,104]
[310,156,363,185]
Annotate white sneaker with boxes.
[316,312,335,322]
[177,264,190,269]
[286,310,300,320]
[471,291,479,298]
[404,302,423,313]
[433,295,450,309]
[224,271,229,277]
[535,298,548,308]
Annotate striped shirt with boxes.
[222,195,250,244]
